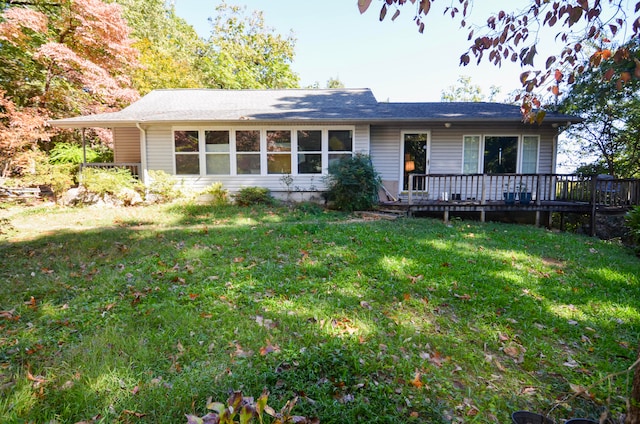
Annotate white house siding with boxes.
[353,124,370,155]
[136,122,370,198]
[113,127,141,163]
[370,126,400,181]
[430,129,462,174]
[145,125,174,173]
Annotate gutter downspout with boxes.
[135,123,148,185]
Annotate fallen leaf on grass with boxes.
[502,344,526,363]
[122,410,146,418]
[426,351,449,367]
[453,293,471,300]
[407,274,423,284]
[25,296,37,310]
[360,301,372,310]
[409,371,425,388]
[260,340,280,356]
[255,315,277,329]
[570,383,594,400]
[0,310,19,321]
[26,369,46,387]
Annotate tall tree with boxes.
[558,40,640,177]
[360,0,640,120]
[201,1,299,89]
[115,0,207,93]
[440,75,500,102]
[0,0,139,175]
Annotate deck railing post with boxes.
[590,176,597,237]
[480,174,487,205]
[408,173,414,206]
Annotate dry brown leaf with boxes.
[259,340,280,356]
[410,371,424,388]
[569,383,594,399]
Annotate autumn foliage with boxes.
[0,0,139,176]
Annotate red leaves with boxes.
[419,0,430,16]
[379,4,387,21]
[357,0,372,14]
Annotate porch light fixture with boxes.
[444,122,452,128]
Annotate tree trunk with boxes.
[626,345,640,424]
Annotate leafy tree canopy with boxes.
[440,75,501,102]
[201,1,299,89]
[558,39,640,177]
[114,0,207,93]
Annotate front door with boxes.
[403,132,429,191]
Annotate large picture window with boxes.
[461,135,541,174]
[484,136,518,174]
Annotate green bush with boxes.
[49,142,113,165]
[199,182,229,206]
[80,167,141,197]
[324,153,380,211]
[625,206,640,247]
[21,152,75,198]
[233,186,275,206]
[147,170,182,202]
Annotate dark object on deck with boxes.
[564,419,598,424]
[512,411,555,424]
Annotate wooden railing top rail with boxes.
[406,173,640,208]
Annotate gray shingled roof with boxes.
[49,88,578,127]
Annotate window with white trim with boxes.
[521,136,539,174]
[461,135,541,174]
[236,130,261,175]
[462,135,480,174]
[172,126,354,176]
[297,130,322,174]
[174,130,200,175]
[205,130,230,175]
[267,130,292,174]
[328,130,353,168]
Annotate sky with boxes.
[172,0,540,102]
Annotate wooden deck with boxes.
[380,174,640,235]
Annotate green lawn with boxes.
[1,203,639,423]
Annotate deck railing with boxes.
[80,162,142,178]
[407,173,640,208]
